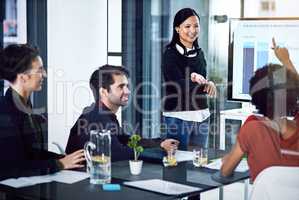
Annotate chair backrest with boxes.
[250,166,299,200]
[52,142,66,155]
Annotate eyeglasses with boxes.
[24,68,47,76]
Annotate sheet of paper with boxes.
[205,158,249,172]
[175,150,194,162]
[0,170,89,188]
[50,170,89,184]
[0,176,52,188]
[124,179,201,195]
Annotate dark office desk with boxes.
[0,148,249,200]
[112,160,249,199]
[0,178,174,200]
[125,148,250,200]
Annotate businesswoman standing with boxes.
[162,8,216,150]
[0,44,85,180]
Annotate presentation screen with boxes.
[228,18,299,101]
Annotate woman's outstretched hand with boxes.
[272,38,290,64]
[204,81,217,97]
[272,37,297,74]
[58,149,85,169]
[190,72,216,97]
[191,72,208,85]
[160,139,179,152]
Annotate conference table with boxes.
[0,148,249,200]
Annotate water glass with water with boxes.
[193,148,208,167]
[84,130,111,184]
[163,147,177,167]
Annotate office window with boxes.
[1,0,26,96]
[3,0,26,46]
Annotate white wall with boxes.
[47,0,108,152]
[108,0,122,53]
[107,0,122,123]
[275,0,299,17]
[244,0,299,17]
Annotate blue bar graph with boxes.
[257,42,269,69]
[242,42,255,94]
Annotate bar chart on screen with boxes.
[229,18,299,101]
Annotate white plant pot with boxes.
[129,160,143,175]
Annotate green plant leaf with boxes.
[136,146,143,153]
[127,134,143,158]
[130,134,141,142]
[127,143,134,148]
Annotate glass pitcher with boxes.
[84,129,111,184]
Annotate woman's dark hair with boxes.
[250,64,299,118]
[89,64,129,101]
[167,8,200,50]
[0,44,40,82]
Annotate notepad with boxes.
[0,170,89,188]
[123,179,201,195]
[205,158,249,172]
[175,150,195,162]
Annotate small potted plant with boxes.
[127,134,144,175]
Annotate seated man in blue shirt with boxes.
[66,65,178,162]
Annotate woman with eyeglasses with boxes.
[0,44,85,180]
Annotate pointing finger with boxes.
[272,37,277,49]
